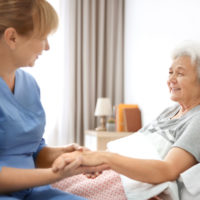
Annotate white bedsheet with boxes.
[107,132,179,200]
[179,163,200,200]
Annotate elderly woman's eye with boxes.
[169,71,173,75]
[178,73,184,76]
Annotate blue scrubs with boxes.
[0,69,86,200]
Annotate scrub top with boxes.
[0,69,86,200]
[0,69,46,171]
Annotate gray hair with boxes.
[171,41,200,80]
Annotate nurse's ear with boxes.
[3,27,18,50]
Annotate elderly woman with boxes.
[53,41,200,198]
[0,0,106,200]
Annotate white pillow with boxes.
[180,163,200,200]
[107,132,161,159]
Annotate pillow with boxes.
[107,132,161,159]
[180,163,200,200]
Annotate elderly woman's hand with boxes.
[81,151,111,179]
[80,151,107,166]
[84,171,103,179]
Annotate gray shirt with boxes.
[140,104,200,162]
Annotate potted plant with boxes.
[106,117,116,131]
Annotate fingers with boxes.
[80,164,110,179]
[84,171,102,179]
[60,157,83,177]
[52,157,74,172]
[83,164,110,173]
[54,157,108,179]
[71,144,90,152]
[94,164,110,171]
[65,143,90,152]
[65,143,81,152]
[52,156,85,179]
[80,146,90,151]
[63,157,82,171]
[79,164,109,176]
[52,150,84,173]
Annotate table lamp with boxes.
[95,97,112,131]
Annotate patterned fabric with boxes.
[52,170,127,200]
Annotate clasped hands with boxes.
[52,144,109,179]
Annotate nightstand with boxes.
[84,130,132,151]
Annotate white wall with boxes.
[125,0,200,125]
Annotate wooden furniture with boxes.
[84,130,132,151]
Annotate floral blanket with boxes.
[52,170,127,200]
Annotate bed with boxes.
[52,132,200,200]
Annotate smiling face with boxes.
[167,56,200,106]
[0,26,50,70]
[14,35,50,67]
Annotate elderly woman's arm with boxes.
[98,147,196,184]
[63,147,197,184]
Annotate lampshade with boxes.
[94,98,112,116]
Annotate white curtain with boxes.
[56,0,125,145]
[27,0,125,146]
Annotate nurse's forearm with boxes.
[35,146,65,168]
[0,167,59,194]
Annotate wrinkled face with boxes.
[167,56,200,105]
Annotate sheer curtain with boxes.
[56,0,125,145]
[24,0,64,145]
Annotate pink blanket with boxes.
[52,170,127,200]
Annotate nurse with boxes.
[0,0,105,199]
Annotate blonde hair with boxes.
[0,0,58,38]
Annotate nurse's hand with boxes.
[52,156,109,179]
[63,143,89,153]
[52,150,107,173]
[54,157,82,178]
[52,151,83,173]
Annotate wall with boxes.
[125,0,200,125]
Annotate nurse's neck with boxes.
[0,70,16,93]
